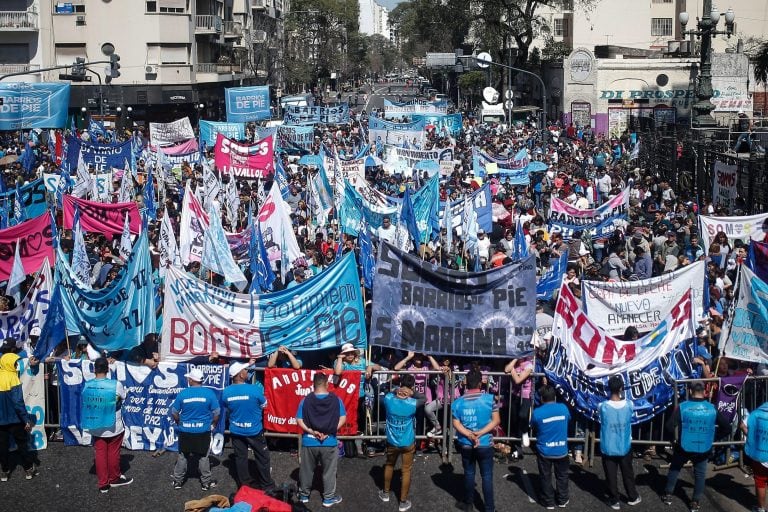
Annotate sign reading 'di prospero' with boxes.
[582,261,706,336]
[370,243,537,358]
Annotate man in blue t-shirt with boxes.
[296,372,346,508]
[221,361,274,490]
[171,368,220,491]
[531,385,571,509]
[379,373,420,512]
[451,369,500,512]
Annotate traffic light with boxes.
[72,57,86,78]
[106,54,120,84]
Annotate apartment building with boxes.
[359,0,389,40]
[0,0,286,122]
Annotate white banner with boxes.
[582,261,706,336]
[149,117,195,147]
[19,358,47,450]
[553,283,695,378]
[699,212,768,251]
[720,266,768,363]
[383,145,454,174]
[712,161,738,214]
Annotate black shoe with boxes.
[110,475,133,487]
[99,485,110,494]
[201,480,218,491]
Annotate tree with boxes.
[541,35,570,62]
[367,34,399,77]
[754,41,768,116]
[389,0,471,62]
[458,71,486,109]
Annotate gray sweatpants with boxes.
[172,451,212,485]
[299,445,338,499]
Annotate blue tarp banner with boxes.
[412,113,463,136]
[160,253,367,361]
[472,148,531,182]
[371,244,537,358]
[57,229,156,352]
[277,125,314,153]
[0,179,47,220]
[536,251,568,301]
[0,83,70,130]
[284,104,350,125]
[225,86,271,122]
[57,360,228,452]
[368,116,425,146]
[199,120,245,147]
[66,138,133,173]
[548,188,630,240]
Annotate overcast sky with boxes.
[377,0,405,10]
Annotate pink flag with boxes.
[0,214,55,281]
[63,195,141,239]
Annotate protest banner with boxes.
[18,357,47,450]
[160,253,366,362]
[370,243,536,358]
[553,283,695,377]
[383,145,454,174]
[383,98,447,118]
[699,212,768,251]
[582,261,706,335]
[712,161,738,213]
[0,214,54,281]
[284,103,349,125]
[0,178,46,220]
[58,360,227,453]
[368,116,425,146]
[149,117,195,147]
[0,259,51,346]
[57,229,155,352]
[63,195,141,237]
[66,138,132,173]
[277,125,314,152]
[412,113,463,136]
[214,133,274,178]
[225,86,271,122]
[545,282,696,423]
[0,83,70,130]
[155,138,198,155]
[472,148,531,182]
[720,265,768,363]
[199,120,245,147]
[163,150,201,170]
[438,184,492,233]
[263,369,361,435]
[716,374,748,424]
[749,240,768,282]
[536,251,568,302]
[548,188,629,239]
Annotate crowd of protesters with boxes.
[0,89,766,512]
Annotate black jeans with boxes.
[602,452,638,503]
[0,423,34,472]
[231,433,274,489]
[537,455,569,507]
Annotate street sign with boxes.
[476,52,492,69]
[505,90,513,100]
[426,53,457,68]
[505,100,514,109]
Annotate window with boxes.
[554,18,569,38]
[54,2,85,13]
[147,43,189,65]
[651,18,673,36]
[55,43,86,66]
[146,0,187,13]
[0,44,29,64]
[652,0,673,3]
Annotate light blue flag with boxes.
[443,199,453,254]
[274,159,290,199]
[399,187,420,247]
[6,241,24,304]
[12,183,26,224]
[57,228,156,352]
[72,206,91,284]
[537,250,569,301]
[49,207,59,249]
[249,222,275,294]
[202,205,247,291]
[358,224,375,290]
[143,164,157,219]
[512,217,529,260]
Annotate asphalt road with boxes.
[0,441,755,512]
[365,82,422,113]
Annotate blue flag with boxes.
[400,187,421,246]
[72,206,91,284]
[49,208,59,249]
[512,217,529,260]
[335,232,344,262]
[143,164,157,219]
[358,225,375,290]
[274,158,290,199]
[88,119,105,139]
[249,222,275,294]
[537,250,569,301]
[13,183,26,224]
[19,142,35,172]
[32,284,66,361]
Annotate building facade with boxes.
[0,0,285,124]
[359,0,389,40]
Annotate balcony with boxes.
[195,14,222,34]
[0,11,39,31]
[196,63,242,74]
[252,0,266,10]
[223,21,242,38]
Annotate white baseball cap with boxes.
[229,361,249,376]
[184,368,204,382]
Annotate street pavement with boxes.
[0,441,755,512]
[365,82,421,112]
